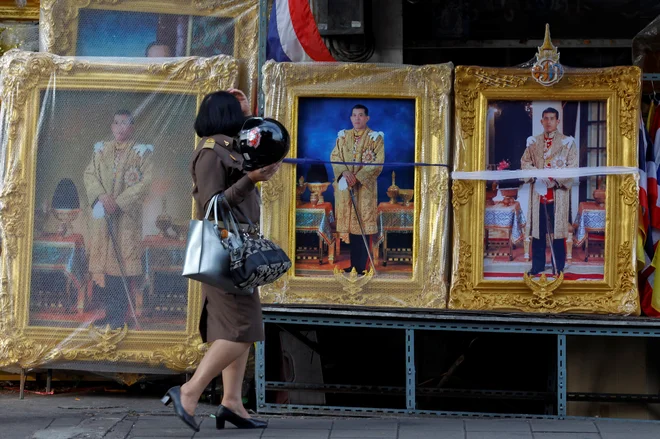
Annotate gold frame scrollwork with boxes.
[39,0,257,104]
[260,61,452,309]
[0,50,238,371]
[449,64,641,315]
[0,0,39,21]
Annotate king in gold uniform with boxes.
[84,110,154,328]
[330,104,384,273]
[521,107,577,275]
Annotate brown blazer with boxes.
[190,134,260,223]
[190,134,264,343]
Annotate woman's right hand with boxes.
[248,161,281,183]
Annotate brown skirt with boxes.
[199,284,264,343]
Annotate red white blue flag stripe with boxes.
[267,0,335,62]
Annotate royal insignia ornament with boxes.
[531,24,564,87]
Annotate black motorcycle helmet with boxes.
[238,117,290,171]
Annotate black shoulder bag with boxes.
[216,195,292,291]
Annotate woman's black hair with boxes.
[194,91,246,138]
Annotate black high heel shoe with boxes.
[161,386,200,432]
[215,405,267,429]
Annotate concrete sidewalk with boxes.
[1,393,660,439]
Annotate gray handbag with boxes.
[181,194,251,295]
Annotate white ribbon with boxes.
[451,166,639,181]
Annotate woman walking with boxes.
[162,89,284,432]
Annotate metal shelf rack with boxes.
[256,307,660,419]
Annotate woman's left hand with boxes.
[228,88,251,117]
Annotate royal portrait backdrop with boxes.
[483,100,607,281]
[40,0,258,106]
[449,64,640,316]
[0,51,239,374]
[75,10,235,57]
[261,61,452,309]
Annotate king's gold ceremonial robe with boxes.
[330,127,384,242]
[83,140,154,287]
[521,131,578,240]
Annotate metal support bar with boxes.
[257,0,268,116]
[262,307,660,329]
[557,335,567,418]
[643,74,660,81]
[263,381,553,400]
[263,313,660,337]
[260,402,562,419]
[405,329,415,412]
[255,341,266,411]
[259,402,660,422]
[46,369,52,393]
[19,369,26,400]
[568,392,660,403]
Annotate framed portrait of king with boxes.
[449,28,641,315]
[39,0,257,104]
[260,61,452,309]
[0,50,238,372]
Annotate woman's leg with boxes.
[221,346,252,417]
[179,339,251,415]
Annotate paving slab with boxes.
[531,420,599,433]
[467,433,533,439]
[331,429,397,438]
[465,419,533,432]
[262,428,329,438]
[532,434,601,439]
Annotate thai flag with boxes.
[266,0,335,62]
[639,117,660,316]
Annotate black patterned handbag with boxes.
[216,195,292,291]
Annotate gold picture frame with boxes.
[260,61,452,309]
[0,0,39,21]
[0,50,238,371]
[449,54,641,314]
[39,0,257,104]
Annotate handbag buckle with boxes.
[245,223,260,236]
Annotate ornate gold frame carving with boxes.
[449,64,641,315]
[260,61,452,309]
[0,1,39,20]
[0,50,238,371]
[39,0,257,103]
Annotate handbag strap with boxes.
[216,194,243,238]
[204,194,217,222]
[218,194,259,236]
[204,194,224,228]
[204,193,248,236]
